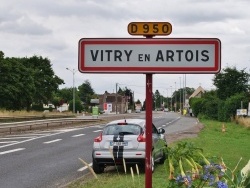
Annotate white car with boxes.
[92,119,167,173]
[135,109,141,113]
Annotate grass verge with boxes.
[69,119,250,188]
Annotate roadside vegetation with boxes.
[190,67,250,123]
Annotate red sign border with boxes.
[78,38,221,74]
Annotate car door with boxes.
[152,124,163,159]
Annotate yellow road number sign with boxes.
[128,22,172,36]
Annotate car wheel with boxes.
[159,151,166,164]
[92,159,104,174]
[140,155,155,173]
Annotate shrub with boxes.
[190,98,205,117]
[223,93,249,121]
[68,99,84,113]
[31,103,44,111]
[203,97,221,120]
[217,100,228,122]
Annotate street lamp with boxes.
[175,82,177,112]
[179,77,182,114]
[170,86,172,112]
[66,68,78,114]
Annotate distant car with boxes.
[135,109,141,113]
[164,108,169,112]
[92,119,167,174]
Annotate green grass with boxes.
[188,120,250,168]
[69,119,250,188]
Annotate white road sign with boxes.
[78,38,221,73]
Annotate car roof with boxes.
[106,118,145,128]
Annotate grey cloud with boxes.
[0,14,52,35]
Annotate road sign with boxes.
[128,22,172,36]
[78,38,221,74]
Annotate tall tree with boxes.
[0,53,64,111]
[0,57,35,110]
[78,80,95,110]
[56,88,76,103]
[117,87,124,95]
[117,86,134,108]
[213,66,250,100]
[24,56,64,105]
[154,90,162,109]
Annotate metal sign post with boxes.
[145,34,153,188]
[145,73,153,188]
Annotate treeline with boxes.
[0,51,64,111]
[190,67,250,122]
[0,51,137,113]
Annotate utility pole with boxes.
[175,82,177,112]
[133,91,134,111]
[179,77,182,114]
[116,83,118,114]
[66,68,77,114]
[166,88,168,109]
[170,86,172,111]
[183,74,185,110]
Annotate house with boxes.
[98,91,127,114]
[189,86,205,99]
[187,86,206,109]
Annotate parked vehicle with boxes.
[135,109,141,113]
[92,119,167,173]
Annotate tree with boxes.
[0,51,4,60]
[78,80,95,111]
[135,99,141,104]
[117,86,134,110]
[117,87,125,95]
[154,90,161,109]
[0,57,35,110]
[54,88,76,104]
[24,56,64,105]
[0,53,64,111]
[213,66,250,100]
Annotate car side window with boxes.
[152,124,158,134]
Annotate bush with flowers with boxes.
[165,142,250,188]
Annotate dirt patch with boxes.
[165,122,204,144]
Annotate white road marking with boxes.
[0,148,25,155]
[0,127,89,149]
[77,162,93,171]
[0,141,18,144]
[43,139,62,144]
[58,128,79,132]
[0,136,37,139]
[71,134,85,137]
[93,130,102,132]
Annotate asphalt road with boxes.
[0,111,198,188]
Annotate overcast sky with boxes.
[1,0,250,102]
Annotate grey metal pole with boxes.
[170,86,172,112]
[66,68,77,114]
[175,82,176,112]
[116,83,118,114]
[179,77,182,113]
[73,69,75,114]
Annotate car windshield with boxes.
[103,124,143,135]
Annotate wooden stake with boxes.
[222,123,226,132]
